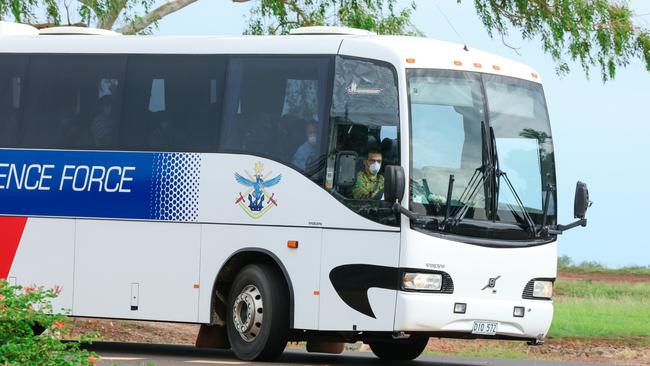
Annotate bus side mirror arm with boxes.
[549,218,588,235]
[392,202,419,220]
[384,166,434,225]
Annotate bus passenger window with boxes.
[219,57,331,184]
[122,55,225,152]
[0,55,26,148]
[21,54,127,150]
[326,56,400,227]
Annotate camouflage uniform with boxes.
[352,170,384,199]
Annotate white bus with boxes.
[0,23,590,361]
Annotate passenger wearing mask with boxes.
[291,120,320,171]
[352,150,384,199]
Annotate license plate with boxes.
[472,321,498,335]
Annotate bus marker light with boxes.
[473,63,482,68]
[453,60,463,66]
[513,306,525,318]
[453,303,466,314]
[406,58,416,64]
[493,65,501,71]
[313,290,320,296]
[287,241,299,249]
[531,72,539,79]
[193,284,200,289]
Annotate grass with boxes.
[550,297,650,340]
[548,279,650,341]
[554,279,650,300]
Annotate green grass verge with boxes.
[554,280,650,300]
[548,280,650,341]
[550,298,650,339]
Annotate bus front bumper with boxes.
[394,292,553,340]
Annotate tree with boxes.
[0,0,647,80]
[240,0,422,36]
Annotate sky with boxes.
[152,0,650,267]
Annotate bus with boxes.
[0,22,590,361]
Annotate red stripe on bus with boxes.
[0,217,28,279]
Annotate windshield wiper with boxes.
[450,122,491,228]
[490,127,536,235]
[450,165,487,227]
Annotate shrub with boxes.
[0,279,98,365]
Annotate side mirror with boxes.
[334,151,358,188]
[549,180,592,235]
[574,181,590,219]
[384,165,405,203]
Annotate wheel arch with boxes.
[210,248,295,328]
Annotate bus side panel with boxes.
[73,220,201,322]
[318,230,400,331]
[7,217,75,313]
[200,224,322,330]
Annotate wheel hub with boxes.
[232,284,263,342]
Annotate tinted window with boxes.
[326,57,400,226]
[0,55,27,147]
[21,55,127,149]
[122,55,225,152]
[219,56,332,183]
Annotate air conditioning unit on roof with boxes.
[0,21,39,36]
[289,26,376,36]
[39,26,121,36]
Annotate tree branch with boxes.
[116,0,198,34]
[30,22,87,29]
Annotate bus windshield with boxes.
[408,69,556,239]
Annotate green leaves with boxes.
[244,0,422,36]
[468,0,649,81]
[0,280,98,366]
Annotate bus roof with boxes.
[0,28,541,83]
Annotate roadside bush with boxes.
[0,279,98,365]
[557,255,573,270]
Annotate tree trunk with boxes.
[116,0,199,34]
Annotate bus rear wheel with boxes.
[226,264,288,361]
[369,336,429,361]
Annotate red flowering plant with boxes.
[0,279,98,365]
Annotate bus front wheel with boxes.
[369,336,429,361]
[226,264,289,361]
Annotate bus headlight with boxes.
[402,273,442,291]
[532,280,553,298]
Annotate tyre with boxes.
[226,264,289,361]
[369,336,429,361]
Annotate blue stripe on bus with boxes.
[0,150,200,222]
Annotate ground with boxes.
[65,271,650,365]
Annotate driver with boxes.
[352,150,384,199]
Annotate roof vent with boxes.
[0,21,39,36]
[289,26,375,36]
[39,26,121,36]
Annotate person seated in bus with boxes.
[352,150,384,199]
[91,95,118,149]
[49,105,78,148]
[291,120,320,171]
[148,117,174,150]
[0,97,19,147]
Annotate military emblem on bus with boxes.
[234,162,282,219]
